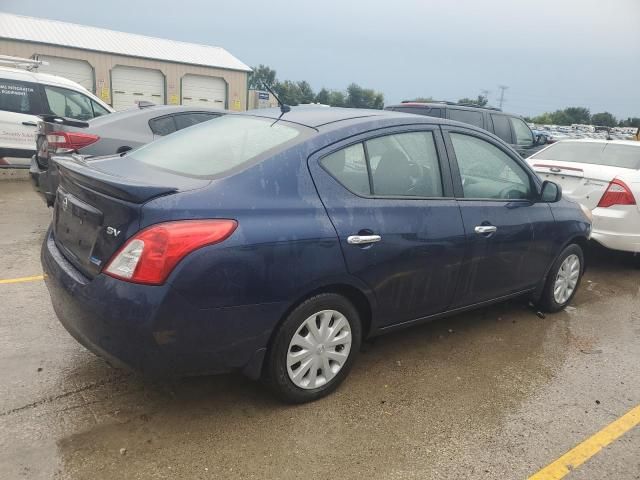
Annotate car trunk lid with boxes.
[53,154,209,278]
[530,160,633,209]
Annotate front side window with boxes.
[366,132,443,197]
[449,109,484,128]
[132,115,304,178]
[491,114,513,143]
[92,100,110,117]
[0,80,40,114]
[450,132,532,200]
[44,86,94,120]
[510,117,534,146]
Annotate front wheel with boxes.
[265,293,361,403]
[537,244,584,313]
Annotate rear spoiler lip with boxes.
[54,156,178,204]
[37,114,90,129]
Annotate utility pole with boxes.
[497,85,509,109]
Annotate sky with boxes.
[3,0,639,119]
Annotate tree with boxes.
[296,81,315,104]
[618,117,640,128]
[591,112,618,127]
[327,90,347,107]
[345,83,384,109]
[562,107,591,124]
[457,95,488,106]
[248,64,277,90]
[273,80,302,105]
[404,96,433,103]
[315,88,331,105]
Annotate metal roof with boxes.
[0,12,252,72]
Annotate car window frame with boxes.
[314,124,455,200]
[0,79,45,115]
[440,125,541,202]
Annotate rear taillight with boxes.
[46,131,100,153]
[104,219,238,285]
[597,178,636,208]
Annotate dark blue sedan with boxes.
[42,107,591,402]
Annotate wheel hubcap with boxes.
[286,309,352,390]
[554,254,580,304]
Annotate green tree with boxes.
[248,64,277,90]
[315,88,331,105]
[345,83,384,109]
[273,80,303,105]
[296,81,315,104]
[563,107,591,124]
[327,90,347,107]
[618,117,640,128]
[457,95,488,106]
[404,96,434,103]
[591,112,618,127]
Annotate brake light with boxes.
[104,220,238,285]
[46,131,100,153]
[597,179,636,208]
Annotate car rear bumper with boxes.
[591,206,640,253]
[41,229,285,377]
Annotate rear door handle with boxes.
[347,235,381,245]
[474,225,497,235]
[22,121,38,127]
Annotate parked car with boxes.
[30,104,226,206]
[41,107,591,403]
[384,102,547,157]
[0,63,114,168]
[527,139,640,254]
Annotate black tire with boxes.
[265,293,362,403]
[537,244,584,313]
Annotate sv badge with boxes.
[106,226,121,238]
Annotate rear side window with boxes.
[174,112,220,130]
[321,144,370,195]
[321,131,444,197]
[132,115,304,177]
[0,80,40,114]
[149,116,176,136]
[449,109,483,128]
[530,142,640,169]
[491,114,512,143]
[44,86,94,120]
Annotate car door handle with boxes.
[22,121,38,127]
[474,225,497,234]
[347,235,381,245]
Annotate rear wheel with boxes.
[265,293,361,403]
[538,244,584,313]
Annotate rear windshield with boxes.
[530,142,640,170]
[130,115,305,178]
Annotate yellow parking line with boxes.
[528,404,640,480]
[0,274,45,285]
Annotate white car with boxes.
[527,139,640,254]
[0,64,114,168]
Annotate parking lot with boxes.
[0,175,639,479]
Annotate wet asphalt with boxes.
[0,177,639,479]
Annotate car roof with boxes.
[386,102,519,116]
[0,65,91,91]
[88,104,227,125]
[550,139,640,147]
[241,106,450,129]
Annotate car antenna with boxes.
[262,82,290,126]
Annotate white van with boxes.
[0,63,114,168]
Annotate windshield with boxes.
[530,142,640,170]
[130,115,306,178]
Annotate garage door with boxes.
[181,75,226,108]
[111,66,164,111]
[35,55,94,92]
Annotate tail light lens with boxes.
[104,219,238,285]
[597,179,636,208]
[46,131,100,153]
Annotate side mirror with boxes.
[534,134,547,146]
[540,180,562,203]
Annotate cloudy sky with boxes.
[3,0,639,118]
